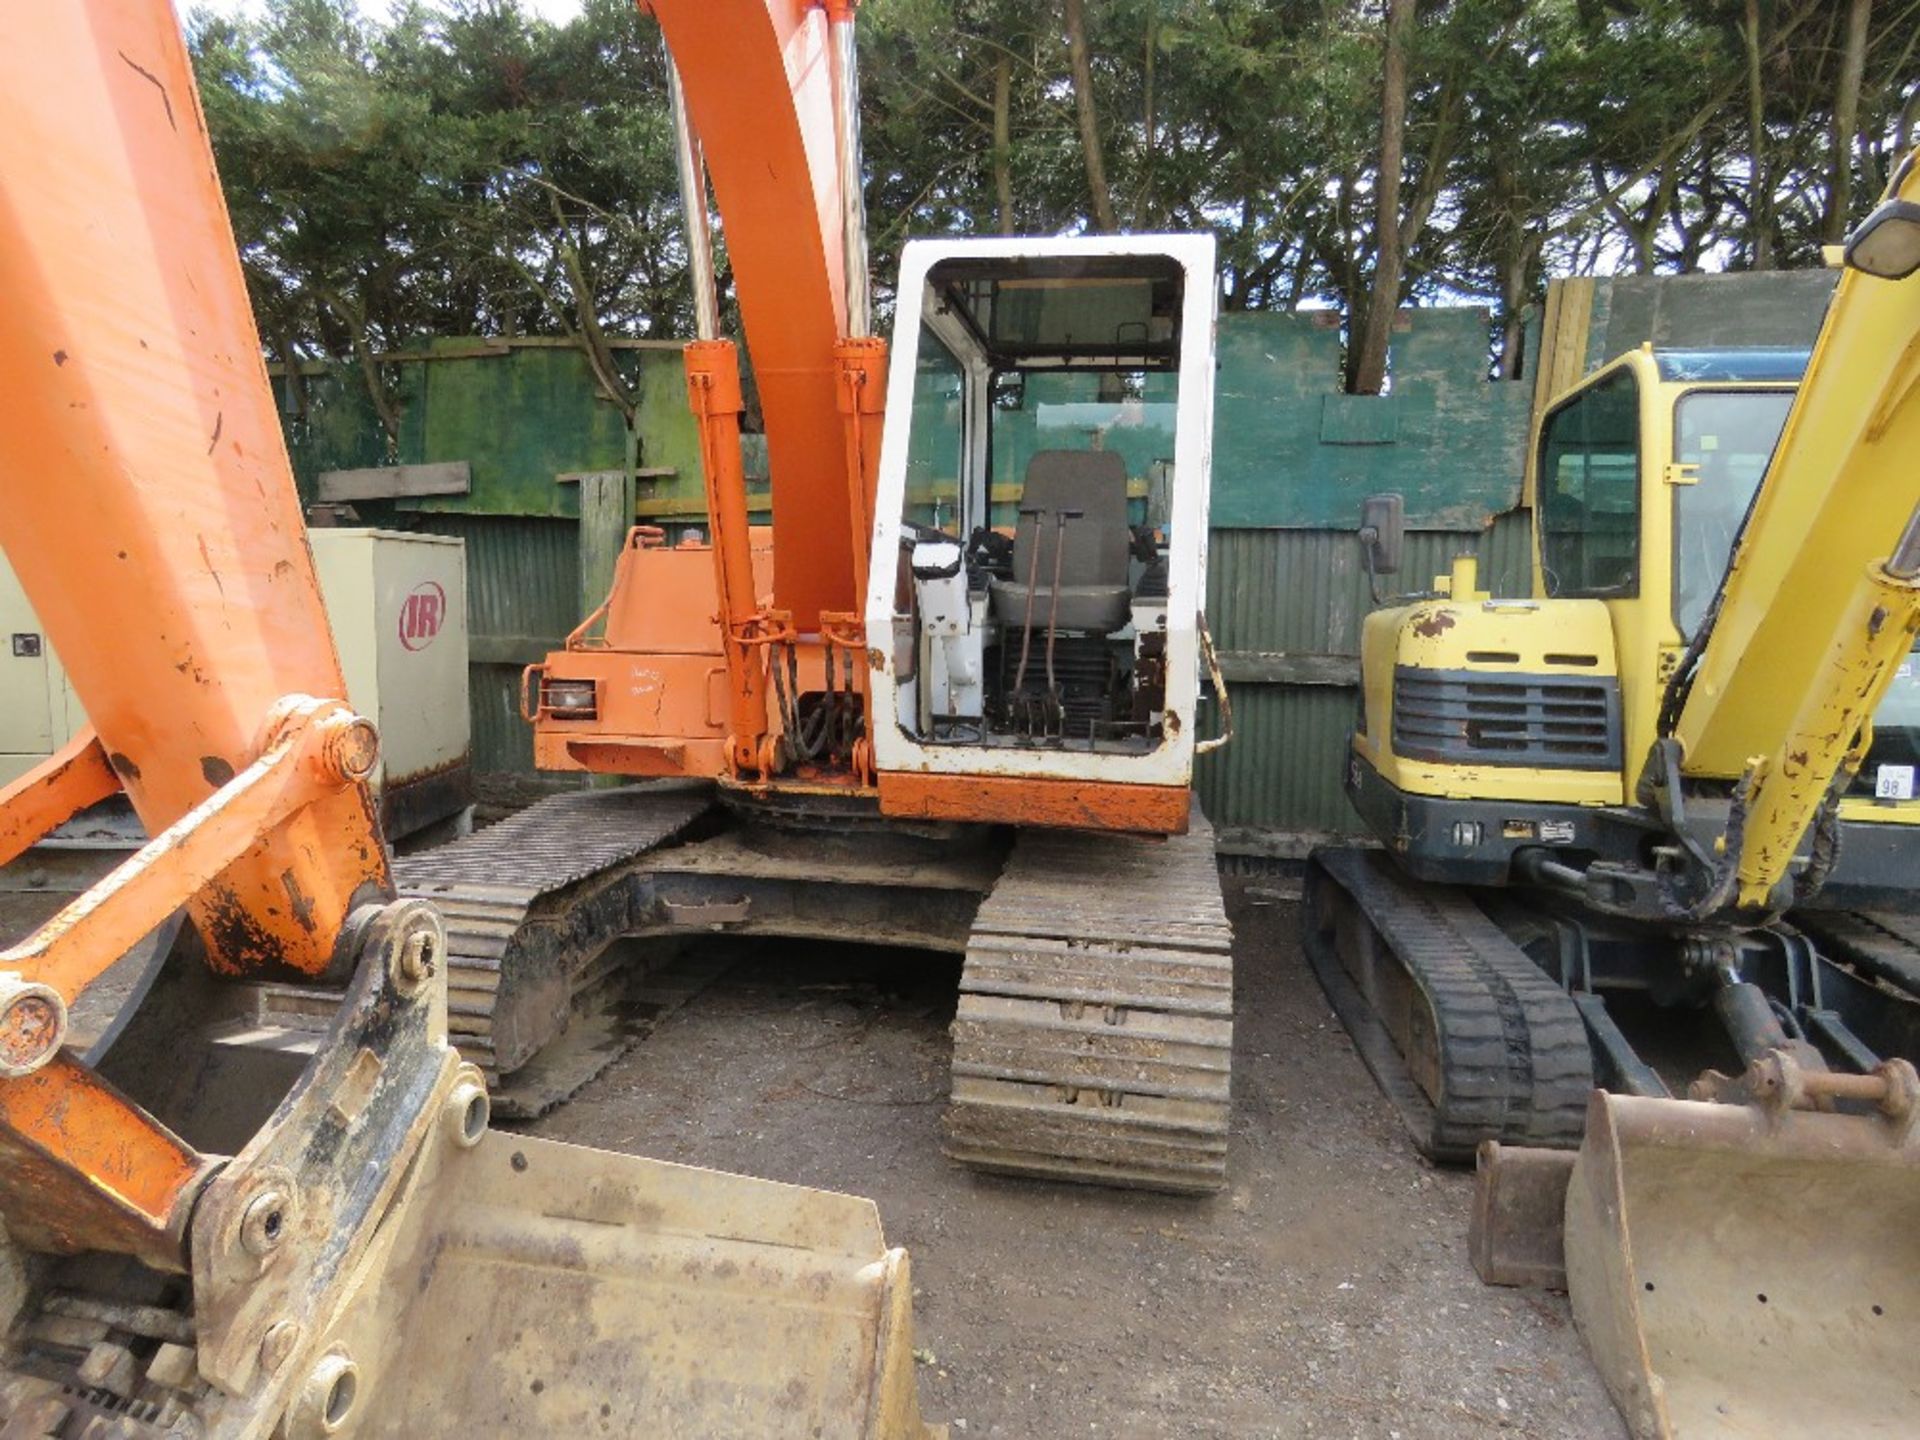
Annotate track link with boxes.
[394,784,711,1115]
[1794,908,1920,996]
[945,811,1233,1194]
[1303,847,1590,1161]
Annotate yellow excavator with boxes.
[0,3,935,1435]
[1306,157,1920,1436]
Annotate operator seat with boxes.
[988,449,1133,635]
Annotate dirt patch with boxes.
[526,879,1628,1439]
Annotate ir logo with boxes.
[398,580,447,652]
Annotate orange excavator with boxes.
[405,0,1237,1193]
[0,3,936,1435]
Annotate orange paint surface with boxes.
[0,4,388,979]
[644,0,859,628]
[0,1054,208,1269]
[0,730,120,871]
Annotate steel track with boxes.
[944,810,1234,1194]
[1302,847,1591,1162]
[394,785,713,1115]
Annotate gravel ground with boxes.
[526,878,1632,1440]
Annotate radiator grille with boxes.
[1392,666,1621,770]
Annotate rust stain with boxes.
[1410,608,1457,639]
[196,537,225,598]
[200,755,235,788]
[52,350,67,367]
[195,883,286,976]
[107,752,141,782]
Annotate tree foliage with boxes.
[189,0,1920,408]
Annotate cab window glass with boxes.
[1671,390,1793,637]
[905,325,965,530]
[1538,369,1640,598]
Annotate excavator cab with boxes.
[867,236,1220,831]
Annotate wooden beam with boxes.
[1213,651,1360,687]
[317,461,470,502]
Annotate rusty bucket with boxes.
[1563,1084,1920,1439]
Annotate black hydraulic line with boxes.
[1714,979,1796,1067]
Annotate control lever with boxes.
[1043,508,1085,734]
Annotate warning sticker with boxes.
[1539,819,1576,844]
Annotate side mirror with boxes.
[1359,493,1405,576]
[1844,197,1920,280]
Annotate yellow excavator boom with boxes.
[1671,155,1920,907]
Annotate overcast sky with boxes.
[189,0,589,24]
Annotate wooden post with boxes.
[575,431,639,624]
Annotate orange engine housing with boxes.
[529,526,842,780]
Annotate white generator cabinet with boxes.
[0,551,82,786]
[308,528,472,838]
[0,529,471,840]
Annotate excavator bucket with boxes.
[322,1134,939,1439]
[1562,1091,1920,1440]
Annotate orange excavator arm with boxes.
[0,10,937,1437]
[0,0,393,1275]
[0,1,389,980]
[646,0,869,630]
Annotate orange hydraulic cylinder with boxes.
[685,340,771,773]
[0,2,388,980]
